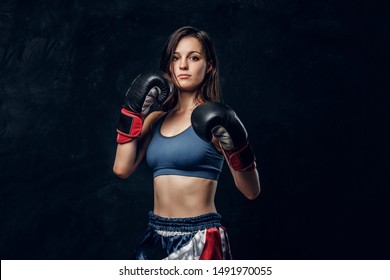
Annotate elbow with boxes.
[112,165,133,179]
[245,189,260,200]
[242,181,261,200]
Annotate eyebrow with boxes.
[173,50,203,55]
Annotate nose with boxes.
[179,58,188,70]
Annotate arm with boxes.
[229,165,260,200]
[192,102,260,200]
[113,137,139,179]
[113,111,165,178]
[112,72,170,178]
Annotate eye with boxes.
[172,56,179,61]
[190,56,200,61]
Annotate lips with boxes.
[178,74,191,78]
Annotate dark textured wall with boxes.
[0,0,388,259]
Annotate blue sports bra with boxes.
[146,113,224,180]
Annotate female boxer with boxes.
[113,26,260,259]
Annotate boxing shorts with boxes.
[134,211,232,260]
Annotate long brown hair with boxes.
[159,26,222,110]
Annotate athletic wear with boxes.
[146,113,224,180]
[134,212,232,260]
[140,110,230,260]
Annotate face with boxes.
[170,36,211,93]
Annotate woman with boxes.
[113,26,260,260]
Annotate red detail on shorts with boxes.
[221,226,232,259]
[199,228,223,260]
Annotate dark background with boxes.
[0,0,389,260]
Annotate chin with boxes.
[178,83,202,93]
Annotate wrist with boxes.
[116,107,143,143]
[222,141,256,172]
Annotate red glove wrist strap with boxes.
[223,141,256,172]
[116,108,143,143]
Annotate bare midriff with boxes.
[153,175,218,218]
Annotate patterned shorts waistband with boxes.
[148,211,222,232]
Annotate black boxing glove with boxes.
[191,102,256,172]
[117,72,170,143]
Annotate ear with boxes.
[206,61,213,73]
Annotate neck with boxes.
[175,91,199,111]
